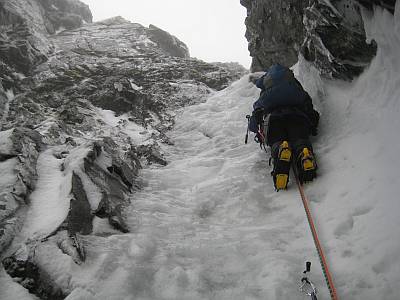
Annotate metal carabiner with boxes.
[299,262,318,300]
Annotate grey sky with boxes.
[80,0,251,68]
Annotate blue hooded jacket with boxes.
[249,64,309,132]
[253,64,306,112]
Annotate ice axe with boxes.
[245,115,251,144]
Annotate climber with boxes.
[248,64,320,191]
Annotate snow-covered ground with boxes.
[2,3,400,300]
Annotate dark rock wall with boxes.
[240,0,308,71]
[241,0,392,79]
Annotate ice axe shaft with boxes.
[245,115,250,144]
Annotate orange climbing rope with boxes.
[294,174,339,300]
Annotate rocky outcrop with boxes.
[1,16,246,135]
[241,0,308,71]
[83,138,140,234]
[148,24,190,58]
[241,0,393,79]
[0,0,91,81]
[39,0,92,33]
[302,0,378,79]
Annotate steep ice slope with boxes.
[2,4,400,300]
[81,4,400,299]
[51,75,322,300]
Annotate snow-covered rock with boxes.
[0,128,43,253]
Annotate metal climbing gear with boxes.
[300,261,318,300]
[245,115,251,144]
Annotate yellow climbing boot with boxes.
[301,148,315,171]
[272,141,292,191]
[275,174,289,190]
[278,141,291,162]
[298,147,317,183]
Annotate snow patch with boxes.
[96,108,155,144]
[129,79,142,91]
[0,129,14,154]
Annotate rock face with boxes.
[148,24,190,58]
[241,0,308,71]
[0,0,92,80]
[241,0,393,79]
[39,0,93,33]
[0,0,247,298]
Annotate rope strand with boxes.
[294,173,339,300]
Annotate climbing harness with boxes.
[300,261,318,300]
[294,170,339,300]
[253,125,268,153]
